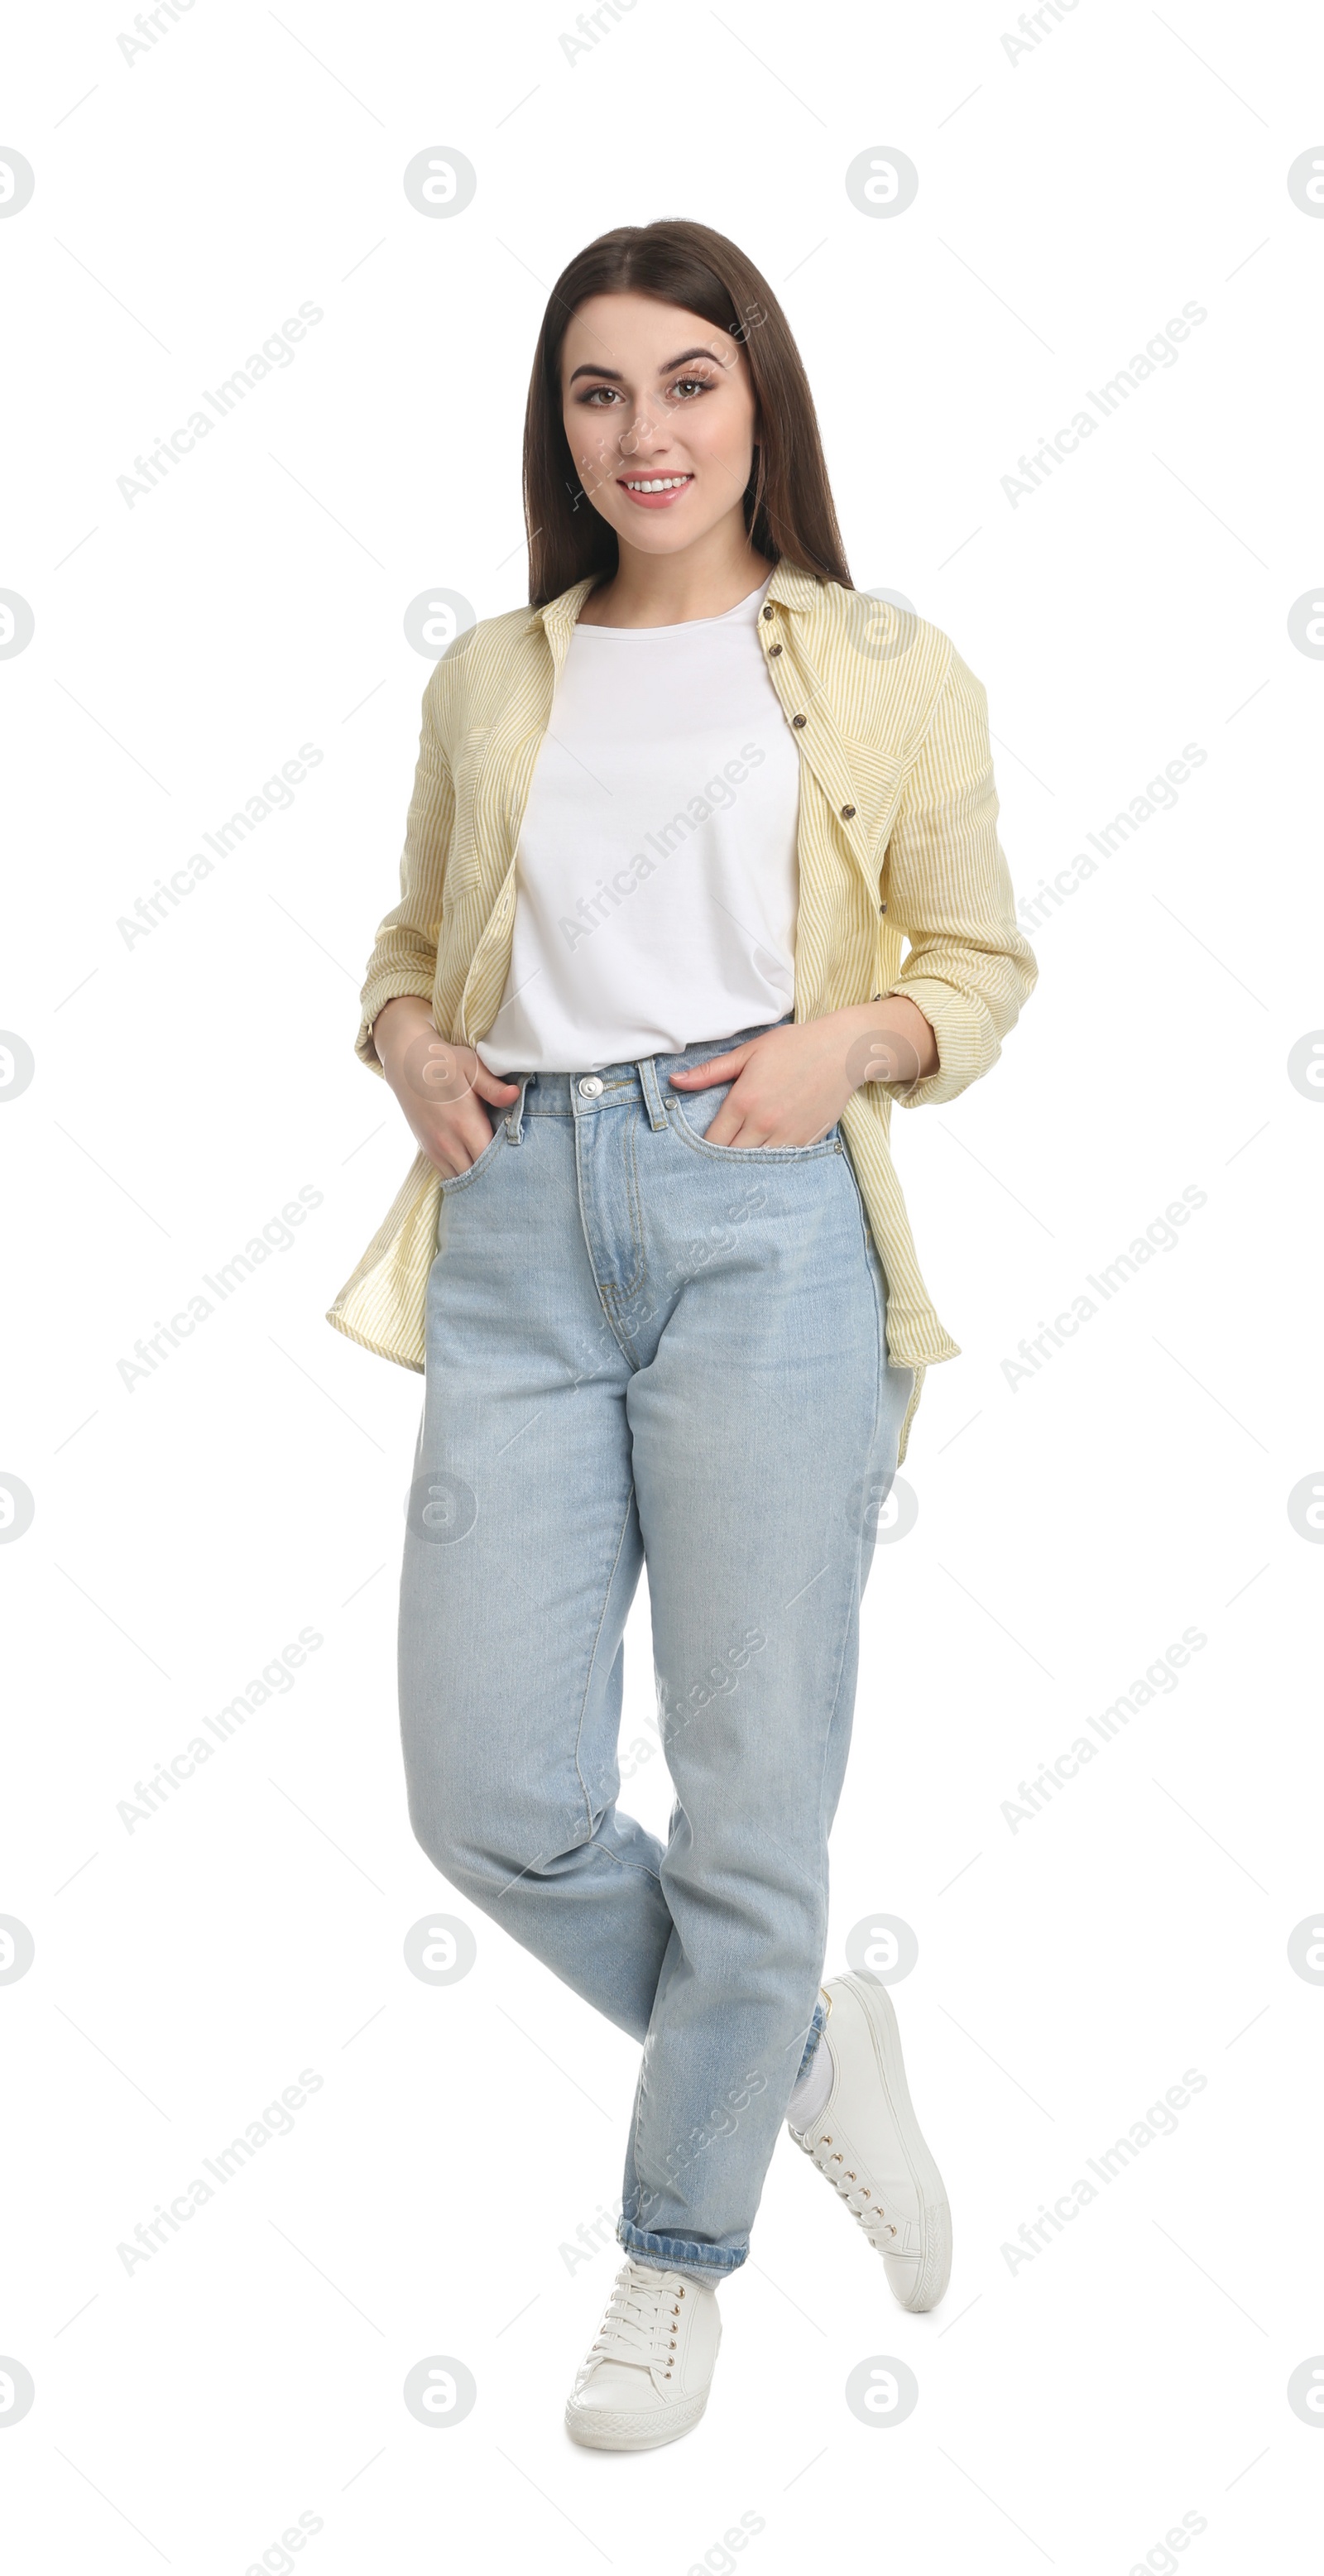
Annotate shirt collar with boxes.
[527,555,823,653]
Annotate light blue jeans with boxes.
[399,1016,914,2285]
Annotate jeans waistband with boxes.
[511,1014,794,1128]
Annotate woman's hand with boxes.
[667,997,938,1148]
[372,995,520,1178]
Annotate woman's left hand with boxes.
[668,997,938,1149]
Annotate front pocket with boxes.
[437,1108,508,1192]
[670,1091,842,1163]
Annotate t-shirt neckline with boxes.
[573,573,773,640]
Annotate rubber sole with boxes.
[564,2387,712,2449]
[831,1972,952,2311]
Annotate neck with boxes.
[583,521,775,629]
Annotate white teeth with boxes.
[623,476,690,492]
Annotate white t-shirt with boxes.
[475,573,801,1075]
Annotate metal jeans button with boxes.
[578,1075,604,1096]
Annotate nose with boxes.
[618,405,672,458]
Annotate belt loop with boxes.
[636,1052,669,1132]
[504,1072,534,1144]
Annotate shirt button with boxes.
[768,642,782,656]
[841,804,856,818]
[578,1075,603,1096]
[792,712,806,727]
[761,604,774,621]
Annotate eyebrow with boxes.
[567,346,726,385]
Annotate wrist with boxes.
[836,995,938,1089]
[371,992,434,1062]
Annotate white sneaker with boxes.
[788,1973,952,2310]
[564,2259,721,2450]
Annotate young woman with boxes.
[329,218,1037,2450]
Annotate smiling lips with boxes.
[617,473,694,509]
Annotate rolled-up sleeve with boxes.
[354,676,455,1072]
[879,645,1038,1108]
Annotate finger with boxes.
[705,1120,765,1149]
[425,1100,505,1173]
[669,1043,752,1084]
[430,1135,483,1176]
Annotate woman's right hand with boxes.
[371,995,520,1178]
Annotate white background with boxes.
[2,1,1322,2568]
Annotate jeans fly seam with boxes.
[620,1105,648,1300]
[595,1107,649,1318]
[572,1114,646,1368]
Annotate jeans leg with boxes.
[794,1995,829,2087]
[399,1105,678,2039]
[605,1072,900,2281]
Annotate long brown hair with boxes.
[523,218,852,607]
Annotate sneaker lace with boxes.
[793,2127,899,2242]
[589,2263,688,2375]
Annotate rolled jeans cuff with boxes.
[616,2219,746,2282]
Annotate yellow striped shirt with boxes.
[326,560,1038,1462]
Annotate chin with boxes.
[614,511,720,551]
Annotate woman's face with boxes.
[559,291,760,561]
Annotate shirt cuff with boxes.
[878,978,993,1107]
